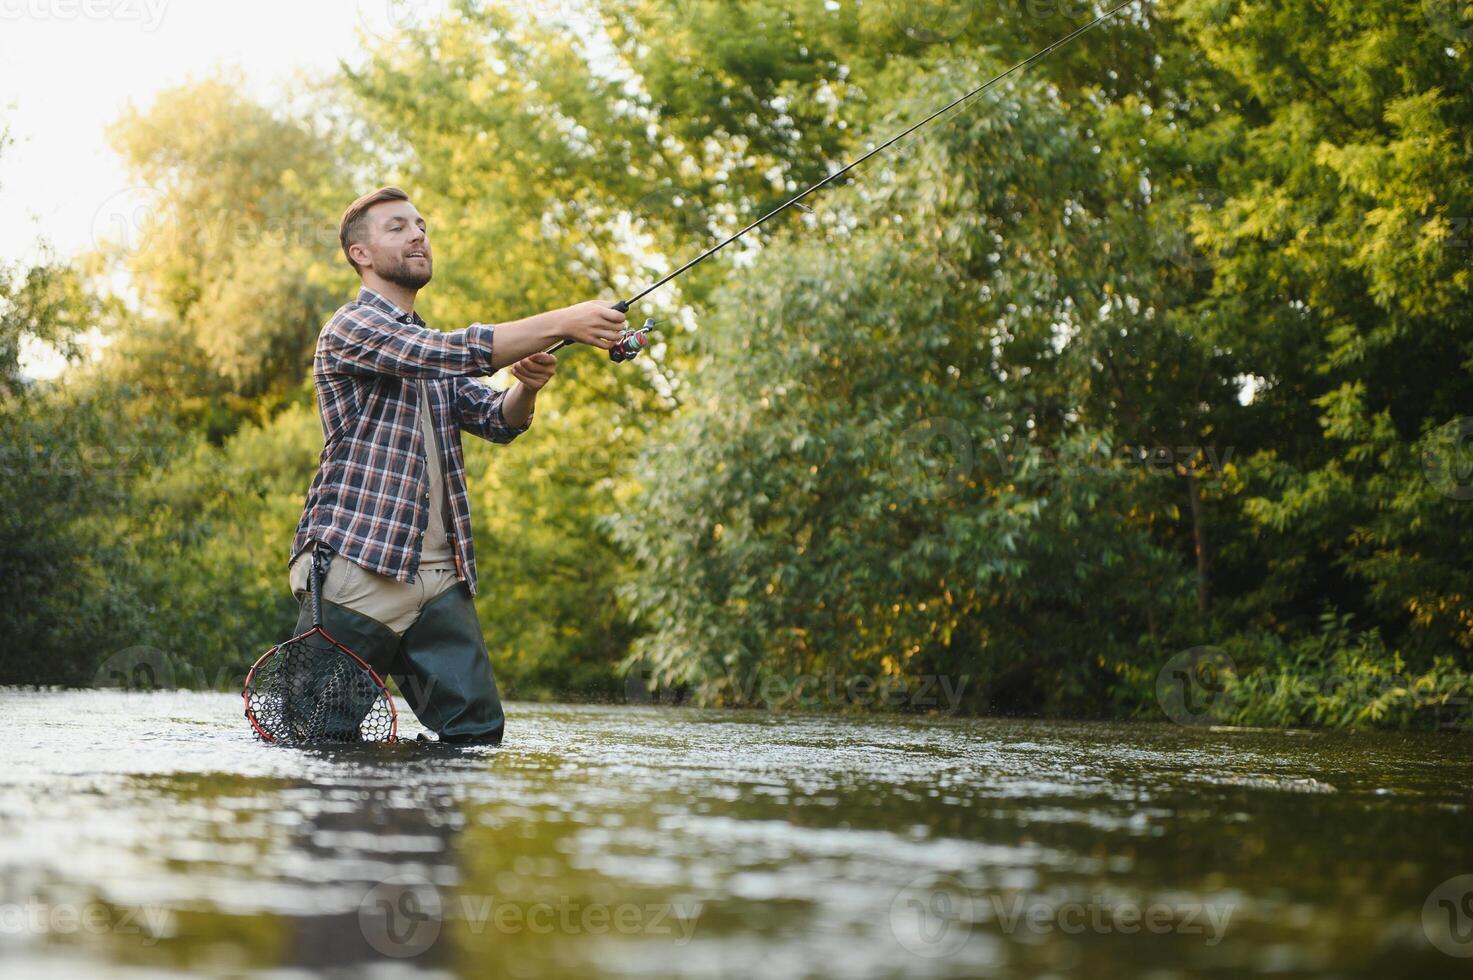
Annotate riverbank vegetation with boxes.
[2,1,1470,729]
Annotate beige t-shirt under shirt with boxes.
[416,381,458,570]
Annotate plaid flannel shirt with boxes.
[290,287,531,596]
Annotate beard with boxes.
[382,253,433,290]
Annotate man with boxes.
[288,186,627,744]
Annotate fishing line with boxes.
[549,0,1142,360]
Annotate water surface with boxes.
[0,689,1470,977]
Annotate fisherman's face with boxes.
[360,200,433,289]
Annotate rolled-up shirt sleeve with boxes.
[454,377,531,443]
[317,306,497,377]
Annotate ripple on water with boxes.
[0,689,1470,978]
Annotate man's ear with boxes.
[348,240,372,271]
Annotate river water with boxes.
[0,689,1469,978]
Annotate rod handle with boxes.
[309,544,331,629]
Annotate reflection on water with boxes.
[0,689,1470,977]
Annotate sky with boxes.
[0,0,447,263]
[0,0,462,375]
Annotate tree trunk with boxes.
[1186,470,1210,613]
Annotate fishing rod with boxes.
[550,0,1142,363]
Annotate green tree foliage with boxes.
[613,59,1194,712]
[0,80,351,685]
[1160,0,1473,719]
[3,1,1470,727]
[610,0,1473,722]
[340,2,699,697]
[103,70,354,426]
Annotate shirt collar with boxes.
[357,286,426,326]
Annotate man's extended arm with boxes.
[488,306,624,367]
[318,302,627,378]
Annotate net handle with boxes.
[309,544,332,628]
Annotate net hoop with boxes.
[242,624,399,745]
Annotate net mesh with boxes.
[243,630,396,744]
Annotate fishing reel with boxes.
[610,317,660,363]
